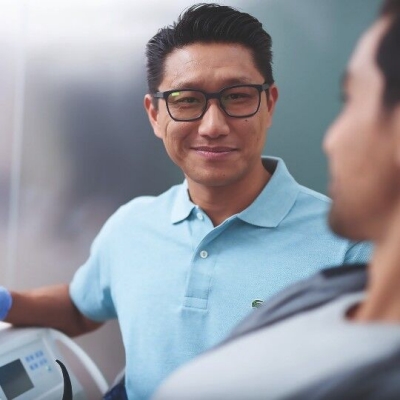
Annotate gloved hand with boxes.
[0,286,12,320]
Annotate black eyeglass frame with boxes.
[153,83,270,122]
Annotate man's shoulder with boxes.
[96,183,183,236]
[297,184,331,205]
[115,183,183,216]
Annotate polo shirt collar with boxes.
[171,180,195,223]
[238,157,300,228]
[170,157,300,227]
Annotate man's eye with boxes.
[177,97,199,103]
[223,93,250,102]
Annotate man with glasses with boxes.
[1,4,371,399]
[152,0,400,399]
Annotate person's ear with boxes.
[263,84,279,130]
[144,94,163,139]
[266,84,279,113]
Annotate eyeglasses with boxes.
[153,83,270,122]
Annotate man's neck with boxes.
[186,164,271,227]
[351,204,400,323]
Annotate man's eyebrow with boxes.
[169,77,255,90]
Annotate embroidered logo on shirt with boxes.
[252,299,263,309]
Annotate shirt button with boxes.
[196,212,204,220]
[200,250,208,259]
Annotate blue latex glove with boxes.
[0,286,12,320]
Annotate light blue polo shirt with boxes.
[70,157,371,400]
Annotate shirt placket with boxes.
[183,209,233,309]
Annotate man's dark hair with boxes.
[377,0,400,109]
[145,3,273,95]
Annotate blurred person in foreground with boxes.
[0,3,371,399]
[152,1,400,399]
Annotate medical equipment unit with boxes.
[0,322,109,400]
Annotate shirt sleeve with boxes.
[69,225,117,322]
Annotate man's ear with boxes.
[267,84,279,113]
[144,94,163,139]
[263,84,279,129]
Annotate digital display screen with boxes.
[0,359,34,399]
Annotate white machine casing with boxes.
[0,322,108,400]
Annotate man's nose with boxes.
[198,100,230,138]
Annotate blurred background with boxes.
[0,0,381,392]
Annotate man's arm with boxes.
[4,284,102,337]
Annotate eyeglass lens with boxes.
[166,86,261,120]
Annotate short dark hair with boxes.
[145,3,274,95]
[377,0,400,109]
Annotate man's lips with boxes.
[191,146,238,160]
[192,146,237,152]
